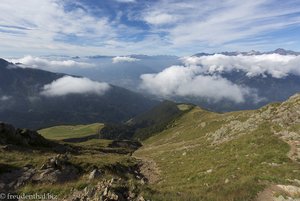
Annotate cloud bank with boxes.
[9,56,94,70]
[41,76,110,97]
[181,54,300,78]
[0,96,11,101]
[112,56,140,63]
[140,65,249,103]
[141,53,300,102]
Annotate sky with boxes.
[0,0,300,57]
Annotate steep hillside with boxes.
[0,58,157,129]
[134,94,300,200]
[99,101,192,140]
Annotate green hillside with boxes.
[99,100,193,140]
[134,94,300,200]
[1,94,299,201]
[38,123,104,140]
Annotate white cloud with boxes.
[41,76,110,96]
[0,0,300,56]
[112,56,140,63]
[0,96,11,101]
[0,0,115,56]
[115,0,136,3]
[9,56,94,70]
[144,12,177,25]
[138,0,300,51]
[181,54,300,78]
[140,65,249,103]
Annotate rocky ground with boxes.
[0,123,151,201]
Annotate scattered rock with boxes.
[0,166,35,191]
[277,185,300,197]
[200,122,206,128]
[206,169,213,174]
[138,196,146,201]
[88,168,101,180]
[33,154,79,184]
[103,187,109,196]
[64,177,141,201]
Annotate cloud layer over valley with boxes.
[112,56,140,63]
[41,76,110,97]
[140,53,300,103]
[181,54,300,78]
[140,65,250,103]
[9,56,94,71]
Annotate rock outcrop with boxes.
[0,122,53,147]
[34,154,79,183]
[64,177,146,201]
[0,154,80,192]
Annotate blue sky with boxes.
[0,0,300,57]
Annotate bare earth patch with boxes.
[256,184,300,201]
[256,185,282,201]
[135,156,160,184]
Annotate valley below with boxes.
[0,93,299,201]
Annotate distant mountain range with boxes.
[194,48,300,56]
[0,58,157,129]
[4,48,300,119]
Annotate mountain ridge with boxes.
[0,58,158,129]
[194,48,300,57]
[134,92,300,200]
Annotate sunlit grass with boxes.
[38,123,104,140]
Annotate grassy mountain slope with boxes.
[99,101,193,140]
[38,123,104,140]
[1,93,299,200]
[134,94,300,200]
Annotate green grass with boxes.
[177,104,193,111]
[0,149,55,173]
[38,123,104,140]
[20,178,97,198]
[134,107,300,201]
[289,124,300,132]
[0,139,124,172]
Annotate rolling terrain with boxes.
[134,93,300,200]
[0,94,299,200]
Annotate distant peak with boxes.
[273,48,289,54]
[193,48,300,57]
[269,48,300,55]
[274,48,286,51]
